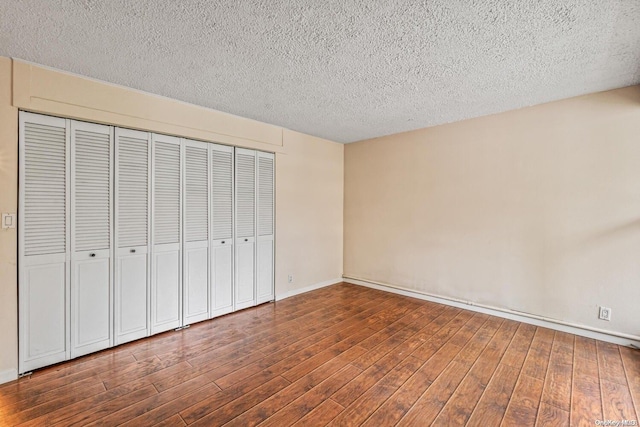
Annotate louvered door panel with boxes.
[114,128,150,345]
[235,148,256,310]
[70,120,113,358]
[258,155,274,237]
[256,152,275,304]
[236,151,255,238]
[23,121,67,257]
[117,134,149,248]
[183,140,209,325]
[19,112,70,373]
[73,129,111,252]
[154,141,181,245]
[210,144,234,317]
[211,148,233,240]
[185,144,209,242]
[151,134,182,334]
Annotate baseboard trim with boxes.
[0,368,18,385]
[343,276,640,348]
[276,278,343,301]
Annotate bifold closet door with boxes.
[235,148,256,310]
[19,112,70,373]
[256,152,275,304]
[114,128,151,345]
[182,139,210,325]
[70,120,113,358]
[151,134,183,334]
[210,144,234,317]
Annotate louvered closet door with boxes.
[182,139,209,325]
[19,112,70,373]
[70,120,113,358]
[210,144,234,318]
[115,128,150,345]
[256,152,275,304]
[151,134,182,334]
[235,148,257,310]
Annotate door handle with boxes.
[90,253,96,257]
[130,249,136,253]
[221,241,225,244]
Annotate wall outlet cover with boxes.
[1,213,16,229]
[599,306,612,321]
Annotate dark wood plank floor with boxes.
[0,283,638,426]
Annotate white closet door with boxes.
[19,112,70,373]
[70,120,113,358]
[210,144,234,317]
[151,134,182,334]
[114,128,150,345]
[256,152,275,304]
[182,139,209,325]
[235,148,256,310]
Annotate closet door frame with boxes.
[114,127,151,345]
[18,112,71,373]
[69,120,114,358]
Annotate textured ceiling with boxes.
[1,1,639,143]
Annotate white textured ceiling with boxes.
[1,1,639,143]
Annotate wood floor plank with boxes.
[597,341,628,385]
[502,374,544,427]
[574,336,597,360]
[0,283,632,427]
[56,385,158,426]
[291,398,344,426]
[500,323,536,369]
[522,327,554,381]
[536,403,570,427]
[571,375,603,427]
[600,379,638,422]
[426,319,519,425]
[574,350,600,381]
[119,383,222,426]
[2,381,106,426]
[620,346,640,417]
[390,360,469,426]
[541,333,574,412]
[327,355,423,426]
[222,346,367,427]
[466,363,520,426]
[85,373,213,425]
[154,414,187,426]
[16,379,154,426]
[365,316,497,427]
[257,364,362,427]
[189,376,291,426]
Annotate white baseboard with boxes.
[0,368,18,385]
[344,277,640,349]
[275,278,342,301]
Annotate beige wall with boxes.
[276,130,344,297]
[0,58,19,381]
[0,58,343,381]
[345,86,640,339]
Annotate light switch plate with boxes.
[2,213,16,229]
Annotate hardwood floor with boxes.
[0,283,638,426]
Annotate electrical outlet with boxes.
[599,306,612,321]
[288,275,293,283]
[2,213,16,229]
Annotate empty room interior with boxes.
[0,1,639,426]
